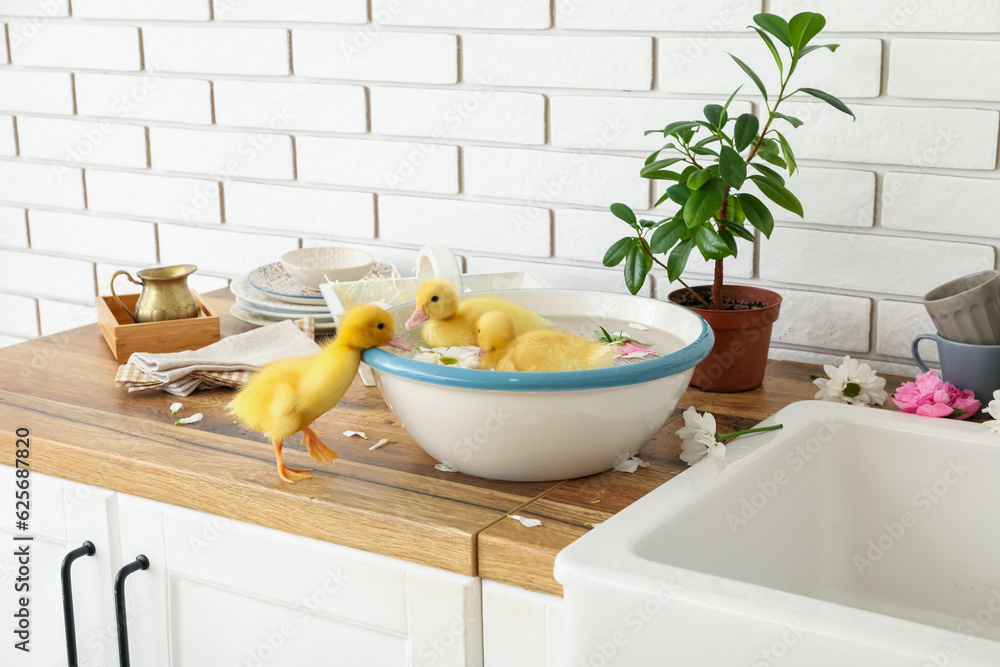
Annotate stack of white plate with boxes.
[230,262,338,332]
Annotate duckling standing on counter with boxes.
[405,278,552,347]
[477,311,616,372]
[229,304,411,484]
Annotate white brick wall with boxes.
[76,73,213,125]
[214,81,367,133]
[0,2,996,374]
[464,34,652,91]
[658,38,881,98]
[8,21,141,71]
[18,117,147,168]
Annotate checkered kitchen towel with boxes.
[115,317,319,396]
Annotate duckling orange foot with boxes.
[302,427,339,463]
[271,439,313,484]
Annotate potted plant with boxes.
[604,11,854,392]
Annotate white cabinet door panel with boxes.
[482,580,564,667]
[171,577,409,666]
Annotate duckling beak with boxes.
[405,306,429,329]
[387,333,412,351]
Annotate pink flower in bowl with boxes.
[891,370,981,419]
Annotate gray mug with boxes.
[923,270,1000,345]
[912,333,1000,407]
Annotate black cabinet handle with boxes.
[61,541,96,667]
[114,555,149,667]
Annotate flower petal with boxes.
[175,413,203,425]
[508,514,542,528]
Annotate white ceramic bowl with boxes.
[362,289,713,482]
[280,247,374,289]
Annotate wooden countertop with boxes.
[0,290,908,594]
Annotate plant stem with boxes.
[715,424,784,443]
[640,243,712,308]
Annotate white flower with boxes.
[169,402,183,414]
[813,355,887,407]
[984,390,1000,434]
[412,345,481,369]
[508,514,542,528]
[613,456,650,473]
[174,413,203,425]
[677,406,725,465]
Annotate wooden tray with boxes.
[96,290,221,361]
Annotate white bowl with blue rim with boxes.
[362,288,713,482]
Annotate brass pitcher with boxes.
[110,264,200,323]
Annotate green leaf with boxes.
[683,178,727,228]
[624,244,649,295]
[666,183,691,206]
[694,226,731,261]
[650,218,685,254]
[640,157,684,178]
[776,131,797,175]
[842,381,861,398]
[771,111,804,128]
[758,150,788,169]
[799,43,840,57]
[727,194,744,222]
[653,190,672,207]
[639,219,657,229]
[721,85,743,116]
[439,357,458,365]
[728,54,768,102]
[610,203,637,227]
[751,162,786,186]
[788,12,826,52]
[753,13,792,48]
[736,193,774,238]
[796,87,855,119]
[703,104,725,128]
[749,175,803,217]
[733,113,759,152]
[687,168,713,190]
[752,27,783,74]
[719,146,747,189]
[720,219,757,243]
[603,236,635,267]
[689,145,719,157]
[659,120,702,137]
[644,171,684,181]
[718,228,738,255]
[667,238,693,282]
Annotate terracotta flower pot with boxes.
[668,285,782,393]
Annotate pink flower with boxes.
[618,340,653,358]
[891,370,981,419]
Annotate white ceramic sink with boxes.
[555,401,1000,666]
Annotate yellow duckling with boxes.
[404,278,552,347]
[477,311,616,372]
[228,304,411,484]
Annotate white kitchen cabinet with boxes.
[116,493,484,667]
[1,469,483,667]
[0,472,118,667]
[482,580,565,667]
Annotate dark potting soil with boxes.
[673,287,766,311]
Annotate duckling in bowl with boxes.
[363,288,713,482]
